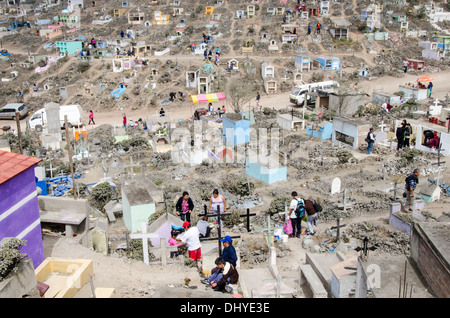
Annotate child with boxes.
[168,233,181,259]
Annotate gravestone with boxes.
[44,102,61,135]
[331,177,341,195]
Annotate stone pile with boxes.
[344,222,410,255]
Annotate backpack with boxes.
[365,132,374,143]
[312,201,323,213]
[294,199,306,218]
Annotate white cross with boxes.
[129,222,159,265]
[379,120,386,132]
[434,98,440,108]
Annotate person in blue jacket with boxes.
[220,236,237,267]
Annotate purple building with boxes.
[0,150,44,269]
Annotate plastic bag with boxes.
[283,219,293,235]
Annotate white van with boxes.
[29,105,83,132]
[289,80,340,105]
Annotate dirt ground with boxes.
[1,0,449,298]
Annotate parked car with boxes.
[0,103,28,120]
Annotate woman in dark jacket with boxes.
[175,191,194,223]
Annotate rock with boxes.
[302,237,314,249]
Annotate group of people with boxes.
[121,113,148,130]
[169,189,239,292]
[203,47,220,66]
[287,191,320,237]
[396,120,413,150]
[169,91,185,103]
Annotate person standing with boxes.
[122,113,127,128]
[289,191,305,238]
[256,92,261,108]
[307,24,311,35]
[402,59,408,73]
[159,107,165,117]
[208,189,226,228]
[176,191,194,223]
[396,120,406,150]
[304,199,318,236]
[208,102,214,116]
[208,49,212,62]
[88,110,95,125]
[220,236,237,268]
[18,91,24,102]
[403,169,420,212]
[427,82,433,98]
[316,22,321,34]
[180,221,202,262]
[404,123,412,148]
[366,128,376,155]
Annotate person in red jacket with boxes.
[122,113,127,128]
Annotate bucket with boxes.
[274,229,283,237]
[281,234,288,242]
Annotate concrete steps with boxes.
[299,264,328,298]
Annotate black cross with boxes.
[354,237,377,259]
[239,208,256,232]
[198,204,240,256]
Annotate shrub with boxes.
[77,62,90,73]
[336,150,353,163]
[90,182,115,211]
[0,238,28,282]
[401,149,420,165]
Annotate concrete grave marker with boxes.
[331,177,341,195]
[129,222,159,265]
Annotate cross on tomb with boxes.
[254,215,276,250]
[433,98,440,108]
[129,222,160,265]
[45,160,58,179]
[198,205,240,256]
[391,181,399,201]
[378,120,387,132]
[354,236,377,260]
[239,208,256,232]
[431,144,446,168]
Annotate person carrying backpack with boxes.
[403,169,420,212]
[304,199,321,236]
[289,191,306,238]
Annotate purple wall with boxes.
[0,166,44,269]
[150,222,172,248]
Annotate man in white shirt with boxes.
[180,221,202,261]
[289,191,304,238]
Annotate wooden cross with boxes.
[239,208,256,232]
[330,217,346,242]
[198,205,240,256]
[431,143,446,167]
[254,215,275,250]
[129,222,159,265]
